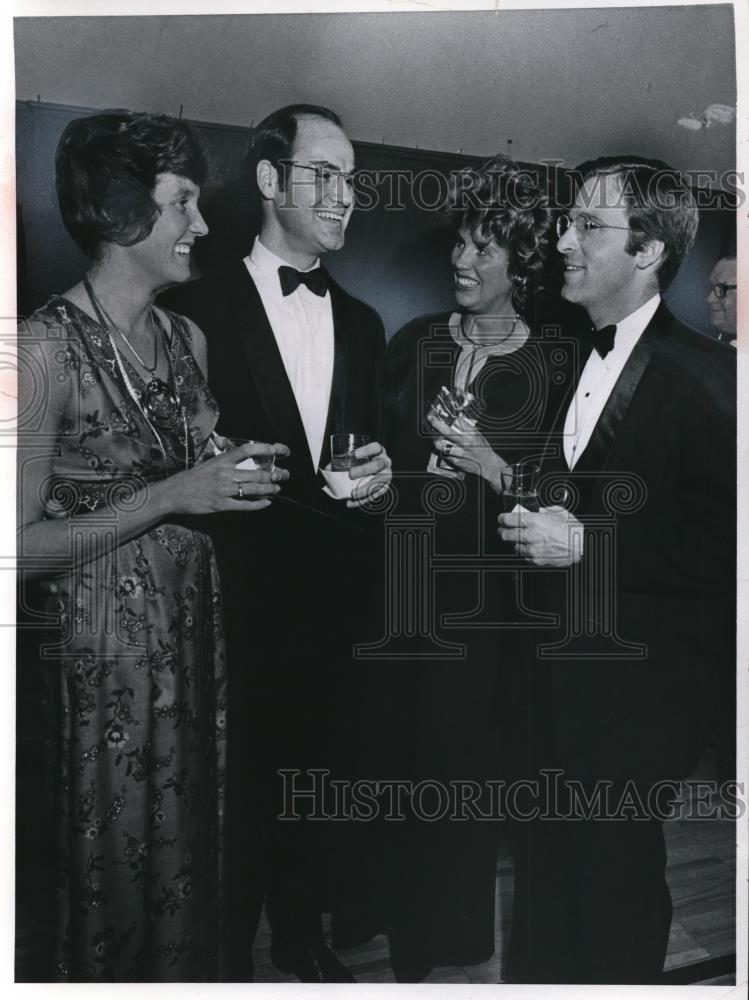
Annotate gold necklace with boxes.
[457,312,528,389]
[84,276,160,373]
[460,312,520,346]
[83,275,189,473]
[115,308,159,373]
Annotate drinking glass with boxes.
[330,433,370,471]
[231,438,277,472]
[502,462,541,513]
[428,385,478,469]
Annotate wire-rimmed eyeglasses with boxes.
[710,283,737,299]
[283,160,356,189]
[556,214,631,239]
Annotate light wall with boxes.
[14,6,736,179]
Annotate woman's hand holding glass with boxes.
[427,411,507,494]
[168,440,290,513]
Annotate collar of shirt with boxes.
[578,293,660,381]
[244,236,324,298]
[598,293,661,367]
[563,293,660,469]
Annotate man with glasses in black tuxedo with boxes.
[164,104,390,982]
[497,157,736,983]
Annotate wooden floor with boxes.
[251,748,737,985]
[15,749,736,984]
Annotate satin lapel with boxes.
[227,262,315,476]
[572,306,664,478]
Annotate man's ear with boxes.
[635,237,665,273]
[256,159,278,201]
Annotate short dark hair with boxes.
[574,156,698,289]
[56,110,209,259]
[245,103,344,192]
[445,155,552,314]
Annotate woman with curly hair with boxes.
[17,110,288,981]
[382,156,557,981]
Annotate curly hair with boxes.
[55,110,209,259]
[444,155,552,314]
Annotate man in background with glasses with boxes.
[498,157,736,983]
[707,252,737,345]
[164,104,390,982]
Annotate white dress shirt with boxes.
[563,294,660,469]
[244,237,334,469]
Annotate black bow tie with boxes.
[278,265,328,297]
[586,324,617,359]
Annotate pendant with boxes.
[142,377,181,430]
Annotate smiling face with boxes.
[707,257,737,336]
[451,224,514,318]
[124,172,208,290]
[557,173,653,328]
[261,115,355,269]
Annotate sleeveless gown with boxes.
[29,297,226,981]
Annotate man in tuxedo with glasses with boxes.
[498,157,736,983]
[164,103,390,982]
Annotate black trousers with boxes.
[506,791,672,984]
[217,507,386,976]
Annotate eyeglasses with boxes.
[556,214,630,239]
[284,160,356,189]
[711,283,737,299]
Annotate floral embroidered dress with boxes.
[31,298,226,981]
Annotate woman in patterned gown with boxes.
[17,111,289,981]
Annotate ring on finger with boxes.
[443,441,453,458]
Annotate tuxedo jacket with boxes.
[160,259,386,651]
[519,303,736,783]
[163,258,385,502]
